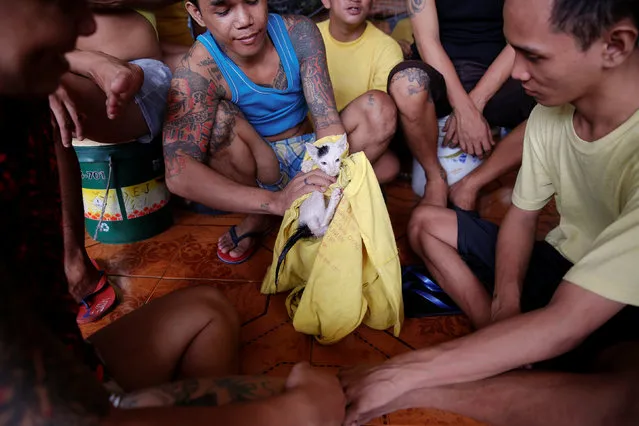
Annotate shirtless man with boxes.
[163,0,397,264]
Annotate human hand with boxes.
[285,363,346,426]
[49,82,84,148]
[340,363,408,426]
[448,176,480,211]
[443,104,494,158]
[273,170,336,216]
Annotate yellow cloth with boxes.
[136,9,158,34]
[513,105,639,306]
[154,3,194,46]
[390,17,414,44]
[317,20,403,111]
[261,138,403,344]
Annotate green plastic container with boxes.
[73,138,173,244]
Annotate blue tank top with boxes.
[197,14,309,138]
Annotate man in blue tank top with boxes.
[163,0,396,264]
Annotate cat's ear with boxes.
[305,143,318,159]
[338,134,348,151]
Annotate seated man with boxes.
[401,0,536,208]
[164,0,397,264]
[0,1,345,425]
[342,0,639,424]
[50,4,174,323]
[317,0,438,188]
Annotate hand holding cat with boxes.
[273,170,336,215]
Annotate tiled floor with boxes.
[80,174,559,425]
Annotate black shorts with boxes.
[456,207,639,371]
[388,60,536,129]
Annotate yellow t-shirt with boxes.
[154,2,194,46]
[513,104,639,306]
[317,20,403,112]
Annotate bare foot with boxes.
[449,176,479,211]
[218,214,275,259]
[87,52,144,120]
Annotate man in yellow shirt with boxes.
[342,0,639,424]
[318,0,444,191]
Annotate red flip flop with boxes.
[217,225,263,265]
[76,259,120,325]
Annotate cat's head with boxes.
[305,135,348,177]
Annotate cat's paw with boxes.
[301,160,313,173]
[331,188,344,200]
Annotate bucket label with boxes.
[82,188,123,221]
[122,177,170,219]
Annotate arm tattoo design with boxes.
[162,47,230,179]
[0,269,110,426]
[285,15,341,131]
[408,0,426,16]
[117,376,286,409]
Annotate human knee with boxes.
[388,66,432,122]
[408,205,441,247]
[184,286,241,334]
[363,90,397,143]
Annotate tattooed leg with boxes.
[389,65,448,207]
[89,286,241,392]
[340,90,399,183]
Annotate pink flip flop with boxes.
[76,259,120,325]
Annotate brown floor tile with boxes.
[162,225,275,281]
[387,408,486,426]
[173,209,246,226]
[79,276,160,339]
[85,231,100,248]
[86,225,190,277]
[397,236,421,266]
[241,293,292,344]
[477,186,513,219]
[150,278,268,324]
[311,331,390,367]
[241,321,312,375]
[395,316,473,350]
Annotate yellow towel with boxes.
[261,147,403,345]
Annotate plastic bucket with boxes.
[73,138,173,244]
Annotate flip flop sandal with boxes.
[217,225,264,265]
[76,259,121,325]
[402,265,462,318]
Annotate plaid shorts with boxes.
[258,133,316,191]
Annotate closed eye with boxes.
[335,159,340,163]
[321,161,327,165]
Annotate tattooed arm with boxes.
[284,15,345,139]
[105,364,345,425]
[162,44,282,215]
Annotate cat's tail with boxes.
[275,224,313,288]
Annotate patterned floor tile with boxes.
[387,408,486,426]
[86,225,190,277]
[395,316,473,350]
[162,225,275,281]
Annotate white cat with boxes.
[275,136,348,285]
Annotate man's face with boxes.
[192,0,269,61]
[504,0,605,107]
[326,0,371,27]
[0,0,96,96]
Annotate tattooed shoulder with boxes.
[407,0,426,16]
[282,15,324,61]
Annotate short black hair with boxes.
[550,0,639,49]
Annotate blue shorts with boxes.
[131,58,172,143]
[257,133,316,191]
